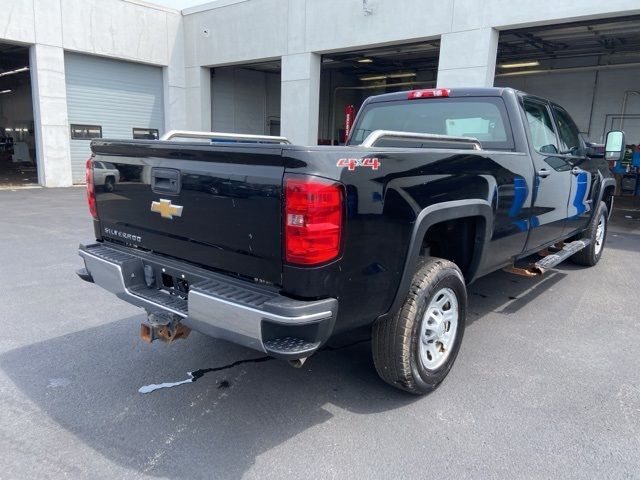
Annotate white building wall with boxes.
[280,53,321,145]
[30,44,73,187]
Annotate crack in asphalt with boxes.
[138,338,370,394]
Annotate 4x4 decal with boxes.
[337,157,381,171]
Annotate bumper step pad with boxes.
[263,337,321,356]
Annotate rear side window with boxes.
[349,97,514,150]
[522,98,558,154]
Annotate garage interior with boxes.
[495,16,640,196]
[319,40,440,145]
[0,43,37,187]
[210,62,282,137]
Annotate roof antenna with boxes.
[362,0,373,15]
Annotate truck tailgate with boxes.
[91,141,284,285]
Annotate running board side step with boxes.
[504,239,591,277]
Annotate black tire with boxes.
[570,201,608,266]
[372,257,467,394]
[104,176,115,193]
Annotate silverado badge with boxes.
[151,199,183,219]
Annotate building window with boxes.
[268,120,281,137]
[132,128,159,140]
[70,125,102,140]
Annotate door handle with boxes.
[571,166,584,176]
[537,168,551,178]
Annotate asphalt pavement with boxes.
[0,187,639,479]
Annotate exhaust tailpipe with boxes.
[288,357,307,368]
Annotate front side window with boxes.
[552,106,583,155]
[522,98,558,154]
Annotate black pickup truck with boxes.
[78,87,623,394]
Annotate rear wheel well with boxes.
[420,216,484,281]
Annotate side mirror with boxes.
[604,130,625,162]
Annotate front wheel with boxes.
[571,201,608,266]
[372,258,467,394]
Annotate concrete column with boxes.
[163,14,187,132]
[280,53,321,146]
[29,44,73,187]
[184,66,211,131]
[437,28,499,88]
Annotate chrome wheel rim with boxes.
[419,288,459,370]
[594,213,606,255]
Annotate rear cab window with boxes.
[349,97,515,150]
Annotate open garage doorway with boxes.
[0,43,37,187]
[320,40,440,145]
[495,16,640,146]
[210,61,282,136]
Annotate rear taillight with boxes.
[408,88,450,99]
[284,175,343,266]
[85,158,97,218]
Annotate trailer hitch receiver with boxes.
[141,312,191,343]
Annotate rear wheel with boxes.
[571,201,608,266]
[372,258,467,394]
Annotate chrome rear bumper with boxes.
[78,243,337,359]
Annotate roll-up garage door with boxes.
[65,53,164,183]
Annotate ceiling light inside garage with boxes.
[387,72,417,79]
[0,89,12,94]
[359,74,387,81]
[499,61,540,69]
[0,66,29,77]
[360,72,416,81]
[357,57,373,63]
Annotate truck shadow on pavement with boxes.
[0,268,566,479]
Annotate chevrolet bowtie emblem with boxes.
[151,199,183,219]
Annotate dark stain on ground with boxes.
[508,296,517,300]
[471,292,488,298]
[188,339,370,386]
[191,356,273,383]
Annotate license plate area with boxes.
[140,261,193,300]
